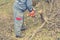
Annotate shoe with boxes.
[16,35,24,38]
[21,25,27,31]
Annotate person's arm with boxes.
[26,0,33,12]
[26,0,35,17]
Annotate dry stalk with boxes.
[28,13,57,40]
[28,0,57,40]
[28,22,46,40]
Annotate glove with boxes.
[27,10,35,17]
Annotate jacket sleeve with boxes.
[26,0,33,12]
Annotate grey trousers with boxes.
[13,8,24,36]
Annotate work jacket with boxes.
[13,0,33,12]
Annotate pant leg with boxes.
[13,8,24,36]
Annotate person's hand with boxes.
[27,10,35,17]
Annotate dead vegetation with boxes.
[0,0,60,40]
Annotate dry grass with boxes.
[0,0,60,40]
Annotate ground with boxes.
[0,0,60,40]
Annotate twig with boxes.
[28,22,46,40]
[28,9,57,40]
[49,13,57,20]
[28,0,57,40]
[0,2,9,6]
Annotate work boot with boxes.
[16,34,24,38]
[21,25,27,31]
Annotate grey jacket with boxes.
[13,0,33,12]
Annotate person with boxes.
[13,0,35,38]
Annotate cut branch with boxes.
[28,11,57,40]
[28,22,46,40]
